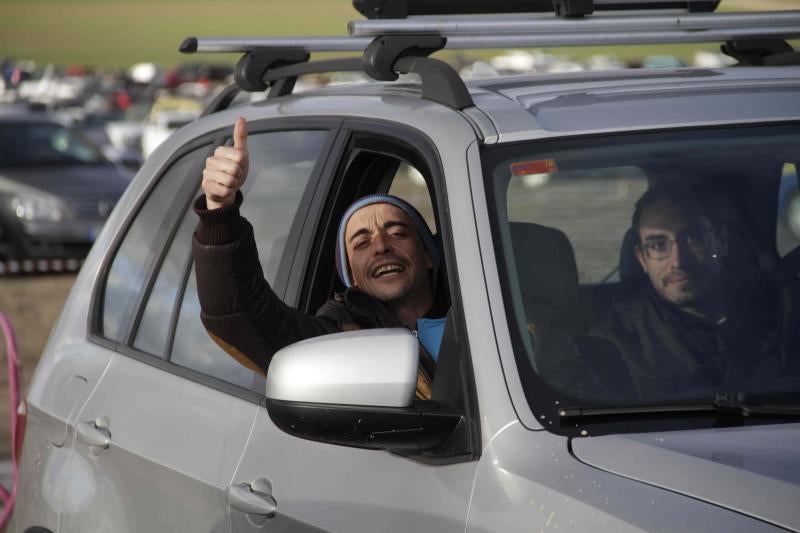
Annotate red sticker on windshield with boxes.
[511,159,557,176]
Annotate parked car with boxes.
[140,94,203,158]
[11,3,800,532]
[0,109,132,262]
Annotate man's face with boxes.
[345,203,433,305]
[635,197,721,313]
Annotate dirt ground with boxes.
[0,274,77,457]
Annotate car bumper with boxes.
[10,219,105,259]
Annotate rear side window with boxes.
[102,146,206,341]
[170,130,330,388]
[124,129,330,390]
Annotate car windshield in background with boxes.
[0,121,107,168]
[482,124,800,424]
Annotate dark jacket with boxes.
[192,194,435,399]
[590,281,775,402]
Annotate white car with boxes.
[140,109,200,159]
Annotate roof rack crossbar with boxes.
[349,10,800,36]
[181,36,373,54]
[185,29,800,56]
[352,0,721,19]
[439,27,800,48]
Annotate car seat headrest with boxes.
[508,222,583,335]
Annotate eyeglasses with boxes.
[639,228,713,261]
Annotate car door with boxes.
[58,121,341,532]
[227,124,482,532]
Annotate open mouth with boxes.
[372,263,405,278]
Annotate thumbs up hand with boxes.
[202,117,250,210]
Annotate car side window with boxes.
[389,161,436,230]
[169,129,331,388]
[102,146,206,342]
[132,210,195,356]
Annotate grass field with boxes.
[0,0,795,69]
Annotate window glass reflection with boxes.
[103,148,203,341]
[133,210,196,356]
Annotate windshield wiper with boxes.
[559,393,800,421]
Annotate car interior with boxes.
[293,129,478,457]
[492,126,800,403]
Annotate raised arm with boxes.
[193,118,341,373]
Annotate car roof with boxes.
[229,65,800,144]
[467,65,800,142]
[181,6,800,144]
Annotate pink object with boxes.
[0,313,25,528]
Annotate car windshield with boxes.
[482,124,800,421]
[0,120,107,168]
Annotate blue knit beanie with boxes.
[335,194,440,288]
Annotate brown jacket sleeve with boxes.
[192,194,340,373]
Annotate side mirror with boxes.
[264,329,463,454]
[266,328,418,407]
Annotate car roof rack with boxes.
[353,0,721,19]
[181,35,475,110]
[200,57,367,116]
[181,4,800,113]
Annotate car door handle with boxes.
[76,419,111,449]
[226,478,277,517]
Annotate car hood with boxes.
[0,164,131,197]
[571,423,800,530]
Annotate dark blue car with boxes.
[0,110,133,264]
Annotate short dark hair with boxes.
[631,184,716,237]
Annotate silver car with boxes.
[11,3,800,532]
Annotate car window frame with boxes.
[88,117,344,403]
[480,122,800,438]
[89,132,217,351]
[287,117,482,461]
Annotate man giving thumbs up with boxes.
[192,117,446,400]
